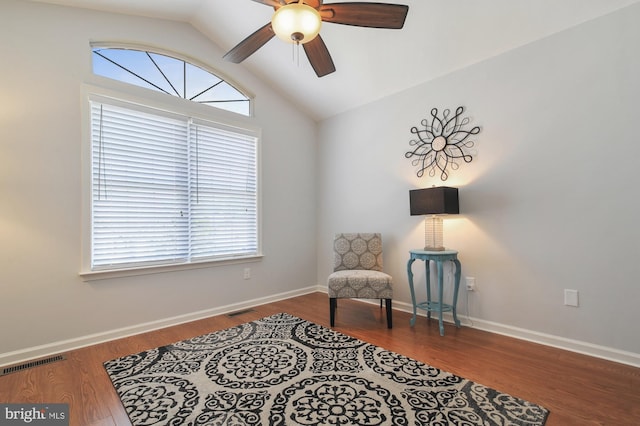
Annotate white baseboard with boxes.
[389,299,640,368]
[0,286,318,368]
[3,287,639,369]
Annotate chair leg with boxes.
[385,299,393,329]
[330,297,337,327]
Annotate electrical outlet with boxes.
[243,268,251,280]
[466,277,476,291]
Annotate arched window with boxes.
[92,47,251,116]
[83,46,260,277]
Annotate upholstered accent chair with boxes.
[327,233,393,328]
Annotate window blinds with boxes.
[189,124,258,259]
[90,100,258,270]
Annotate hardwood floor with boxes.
[1,292,638,425]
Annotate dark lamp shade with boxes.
[410,187,459,215]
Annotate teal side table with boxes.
[407,249,461,336]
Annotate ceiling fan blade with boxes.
[223,22,275,63]
[320,3,409,29]
[303,35,336,77]
[249,0,282,7]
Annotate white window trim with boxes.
[79,84,263,281]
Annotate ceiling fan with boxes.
[223,0,409,77]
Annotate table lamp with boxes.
[409,187,459,251]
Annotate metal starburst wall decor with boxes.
[405,106,481,181]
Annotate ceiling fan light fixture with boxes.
[271,2,322,44]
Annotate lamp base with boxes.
[424,216,444,252]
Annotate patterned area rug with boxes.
[104,313,549,425]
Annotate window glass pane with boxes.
[93,49,172,95]
[92,48,251,116]
[147,52,185,97]
[185,62,222,102]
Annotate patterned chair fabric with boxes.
[327,233,393,328]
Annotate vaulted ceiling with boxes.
[32,0,640,120]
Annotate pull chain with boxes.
[291,32,303,68]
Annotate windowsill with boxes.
[79,255,264,281]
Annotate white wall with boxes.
[317,3,640,363]
[3,0,639,368]
[0,0,317,362]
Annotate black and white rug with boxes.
[104,313,548,425]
